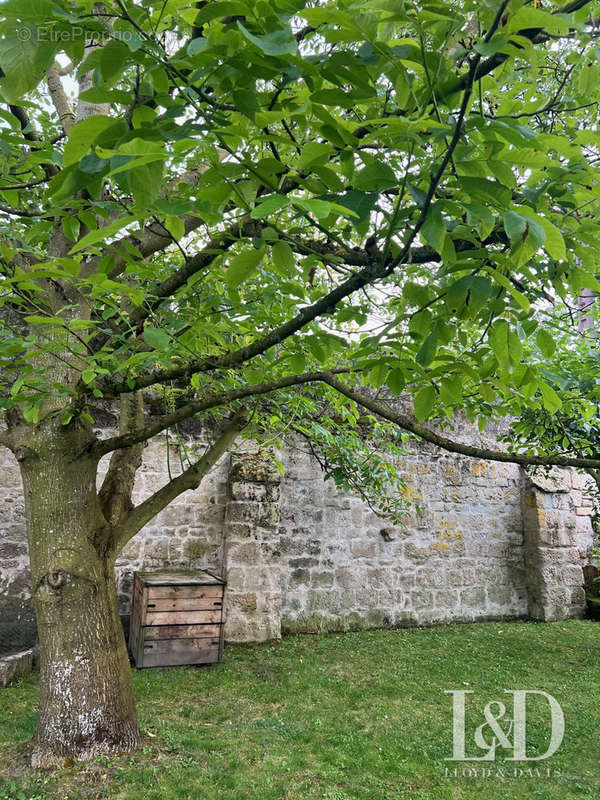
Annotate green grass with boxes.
[0,621,598,799]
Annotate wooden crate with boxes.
[129,570,226,668]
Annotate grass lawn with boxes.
[0,620,598,799]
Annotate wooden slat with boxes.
[140,638,220,668]
[144,609,222,626]
[138,570,224,586]
[145,596,222,613]
[138,583,150,656]
[147,585,224,600]
[143,624,222,641]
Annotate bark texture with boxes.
[13,416,140,768]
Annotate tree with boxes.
[1,0,600,767]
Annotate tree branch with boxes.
[0,177,49,191]
[97,392,144,526]
[46,63,76,134]
[0,203,44,218]
[109,408,247,553]
[8,105,58,180]
[322,373,600,470]
[92,368,351,457]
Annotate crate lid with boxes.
[135,569,225,586]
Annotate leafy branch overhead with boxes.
[1,0,600,485]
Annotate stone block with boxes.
[227,592,257,612]
[311,570,334,588]
[529,468,569,493]
[224,541,259,562]
[433,589,459,608]
[460,587,486,608]
[350,540,378,558]
[487,585,515,607]
[289,557,319,569]
[411,590,434,608]
[0,649,34,688]
[229,453,282,484]
[335,568,362,589]
[291,568,310,585]
[143,538,168,560]
[0,540,27,560]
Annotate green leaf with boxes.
[319,191,376,228]
[0,27,58,103]
[143,328,171,349]
[164,215,185,242]
[287,353,307,373]
[414,385,436,422]
[416,329,438,367]
[115,159,164,208]
[538,219,565,261]
[445,275,492,316]
[192,1,247,25]
[225,246,265,288]
[294,198,339,220]
[463,202,495,238]
[484,268,530,312]
[488,319,510,369]
[353,156,397,192]
[22,400,41,424]
[473,35,509,57]
[69,215,139,254]
[457,177,512,207]
[421,204,446,256]
[297,142,333,169]
[187,37,208,56]
[508,7,570,35]
[307,337,326,363]
[81,368,96,385]
[100,40,130,85]
[79,153,109,174]
[61,216,80,244]
[536,329,556,358]
[518,211,566,260]
[440,375,463,405]
[387,368,406,394]
[251,195,290,219]
[64,116,120,167]
[79,87,133,105]
[368,362,388,388]
[272,242,295,273]
[538,381,562,413]
[504,211,528,246]
[238,22,298,56]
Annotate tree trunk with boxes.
[15,417,140,768]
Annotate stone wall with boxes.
[0,420,597,651]
[278,440,530,634]
[0,454,34,654]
